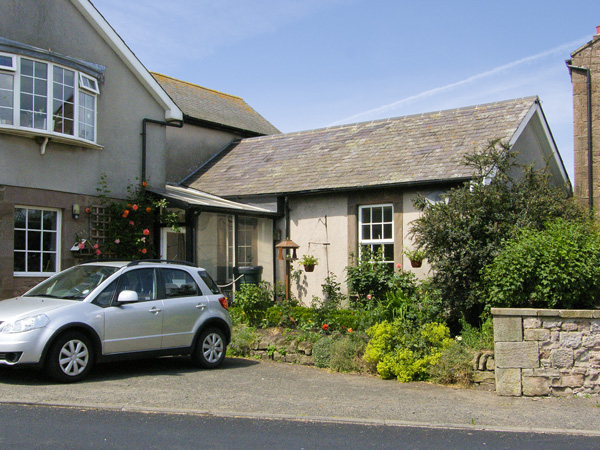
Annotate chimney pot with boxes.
[597,25,600,36]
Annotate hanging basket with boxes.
[410,260,422,268]
[303,264,315,272]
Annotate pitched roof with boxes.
[71,0,182,121]
[184,97,540,197]
[151,73,280,136]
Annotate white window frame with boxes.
[0,53,99,144]
[358,204,394,264]
[14,206,62,277]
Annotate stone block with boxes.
[524,328,550,341]
[496,368,522,396]
[494,316,523,342]
[583,335,600,348]
[522,376,551,396]
[523,318,541,329]
[559,374,585,387]
[543,320,562,329]
[591,321,600,331]
[561,322,579,332]
[473,371,496,384]
[574,348,590,365]
[551,387,574,397]
[552,348,574,369]
[495,341,539,368]
[560,310,594,319]
[560,332,583,349]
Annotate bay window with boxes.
[0,52,99,143]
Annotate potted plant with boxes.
[299,254,318,272]
[404,248,425,268]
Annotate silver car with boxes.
[0,260,232,382]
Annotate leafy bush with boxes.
[458,317,494,350]
[228,324,258,357]
[364,320,453,382]
[346,247,417,304]
[313,336,333,368]
[409,141,585,327]
[481,218,600,310]
[233,283,272,326]
[428,341,474,386]
[329,332,371,374]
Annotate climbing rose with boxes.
[132,204,138,211]
[143,229,150,236]
[122,210,129,218]
[78,242,85,250]
[322,324,329,331]
[114,239,120,244]
[146,207,152,213]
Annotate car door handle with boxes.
[149,307,162,314]
[195,303,207,310]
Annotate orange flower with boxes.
[146,207,152,213]
[123,210,129,218]
[322,324,329,331]
[347,328,353,333]
[142,181,147,187]
[132,204,138,211]
[85,207,91,214]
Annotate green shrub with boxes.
[228,324,258,357]
[481,218,600,310]
[233,283,272,326]
[364,320,453,382]
[459,317,494,350]
[428,341,474,386]
[313,336,333,368]
[329,332,370,373]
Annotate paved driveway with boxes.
[1,357,599,435]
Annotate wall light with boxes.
[72,203,80,220]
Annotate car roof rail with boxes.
[126,259,198,268]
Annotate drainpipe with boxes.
[141,118,184,181]
[566,63,593,210]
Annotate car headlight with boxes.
[1,314,50,333]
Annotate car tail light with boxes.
[218,296,229,311]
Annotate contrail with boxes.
[329,37,589,126]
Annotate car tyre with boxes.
[192,328,226,369]
[45,331,94,383]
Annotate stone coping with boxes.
[491,308,600,319]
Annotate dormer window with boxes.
[0,53,99,143]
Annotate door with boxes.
[102,268,164,354]
[160,227,186,261]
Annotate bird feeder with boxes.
[275,239,300,301]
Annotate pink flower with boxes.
[143,229,150,236]
[78,242,85,250]
[396,263,402,269]
[129,221,135,226]
[132,204,138,211]
[93,243,99,249]
[367,294,372,300]
[95,249,101,256]
[114,239,120,244]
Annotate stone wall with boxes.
[492,308,600,396]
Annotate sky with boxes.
[90,0,600,183]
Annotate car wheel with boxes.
[45,331,94,383]
[192,328,226,369]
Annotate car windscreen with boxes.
[25,265,120,300]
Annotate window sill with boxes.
[0,124,103,150]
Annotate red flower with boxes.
[143,229,150,236]
[132,204,138,211]
[140,248,147,254]
[129,220,135,226]
[322,324,329,331]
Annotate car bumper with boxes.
[0,328,50,365]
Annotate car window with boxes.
[198,270,221,294]
[25,265,119,300]
[92,279,117,307]
[116,268,156,302]
[161,268,200,298]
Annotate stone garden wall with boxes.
[492,308,600,397]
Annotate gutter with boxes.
[566,62,594,210]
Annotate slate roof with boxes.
[185,97,539,197]
[152,72,280,136]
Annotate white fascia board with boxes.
[509,101,570,187]
[70,0,183,121]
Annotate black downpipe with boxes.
[141,118,184,181]
[566,64,594,210]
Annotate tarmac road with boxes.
[0,356,599,436]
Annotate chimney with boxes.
[596,25,600,36]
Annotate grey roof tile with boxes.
[152,72,280,136]
[185,97,539,197]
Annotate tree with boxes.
[409,140,583,327]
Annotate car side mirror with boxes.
[117,290,139,303]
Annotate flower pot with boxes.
[410,260,422,268]
[303,264,315,272]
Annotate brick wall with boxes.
[493,308,600,397]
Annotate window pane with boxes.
[43,231,56,251]
[383,244,394,262]
[361,208,371,223]
[42,210,57,229]
[14,252,25,272]
[28,209,41,229]
[34,79,47,96]
[14,230,26,250]
[383,224,392,239]
[42,253,56,272]
[14,208,26,228]
[383,206,392,222]
[372,207,382,223]
[0,55,13,68]
[27,252,41,272]
[162,269,199,298]
[0,108,12,124]
[372,224,382,240]
[21,59,33,76]
[21,75,33,93]
[361,224,370,240]
[28,231,41,250]
[34,61,47,78]
[33,95,46,112]
[20,93,33,111]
